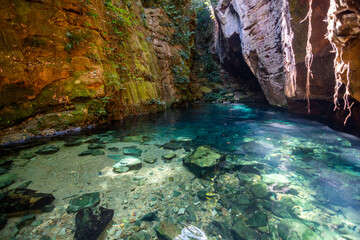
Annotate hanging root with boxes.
[301,0,313,114]
[326,0,353,125]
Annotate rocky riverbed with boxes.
[1,104,360,240]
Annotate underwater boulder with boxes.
[155,221,181,240]
[162,141,183,150]
[123,146,143,157]
[113,156,142,173]
[162,153,176,161]
[74,207,114,240]
[205,221,234,240]
[67,192,100,213]
[250,183,270,199]
[277,219,321,240]
[0,173,18,189]
[35,145,59,155]
[78,149,105,156]
[88,143,106,149]
[0,188,55,213]
[231,218,259,239]
[183,146,224,177]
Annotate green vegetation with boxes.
[170,54,190,90]
[64,30,88,53]
[157,0,195,91]
[193,0,222,83]
[160,0,194,46]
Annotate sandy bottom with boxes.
[0,137,227,240]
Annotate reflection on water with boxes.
[1,103,360,239]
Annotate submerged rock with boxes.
[108,147,120,152]
[263,201,292,219]
[262,174,289,184]
[277,219,321,240]
[140,212,159,222]
[122,135,147,143]
[67,192,100,213]
[78,149,105,156]
[107,154,122,161]
[183,146,223,177]
[0,188,55,213]
[0,173,17,189]
[64,139,83,147]
[123,146,143,157]
[220,155,260,170]
[206,221,233,240]
[16,214,36,230]
[250,183,270,199]
[162,153,176,161]
[88,143,106,149]
[155,221,181,240]
[246,211,268,228]
[35,145,59,155]
[232,218,259,239]
[162,142,183,150]
[144,157,157,164]
[113,156,142,173]
[74,207,114,240]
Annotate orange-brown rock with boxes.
[0,0,195,144]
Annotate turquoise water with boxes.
[1,103,360,239]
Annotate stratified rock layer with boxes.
[0,0,194,144]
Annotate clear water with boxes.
[1,103,360,239]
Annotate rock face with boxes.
[287,0,360,135]
[214,0,360,134]
[326,0,360,102]
[0,0,195,144]
[214,0,297,106]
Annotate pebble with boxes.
[178,208,186,215]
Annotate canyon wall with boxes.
[214,0,360,133]
[0,0,195,142]
[213,0,297,107]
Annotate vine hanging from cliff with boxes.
[301,0,314,114]
[326,0,353,125]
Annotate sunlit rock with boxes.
[183,146,223,177]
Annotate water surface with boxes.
[1,103,360,239]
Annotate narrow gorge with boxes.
[0,0,360,240]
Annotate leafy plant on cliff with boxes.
[159,0,194,92]
[64,30,88,53]
[170,55,190,90]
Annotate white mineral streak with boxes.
[215,0,297,107]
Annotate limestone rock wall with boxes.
[214,0,297,107]
[0,0,194,142]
